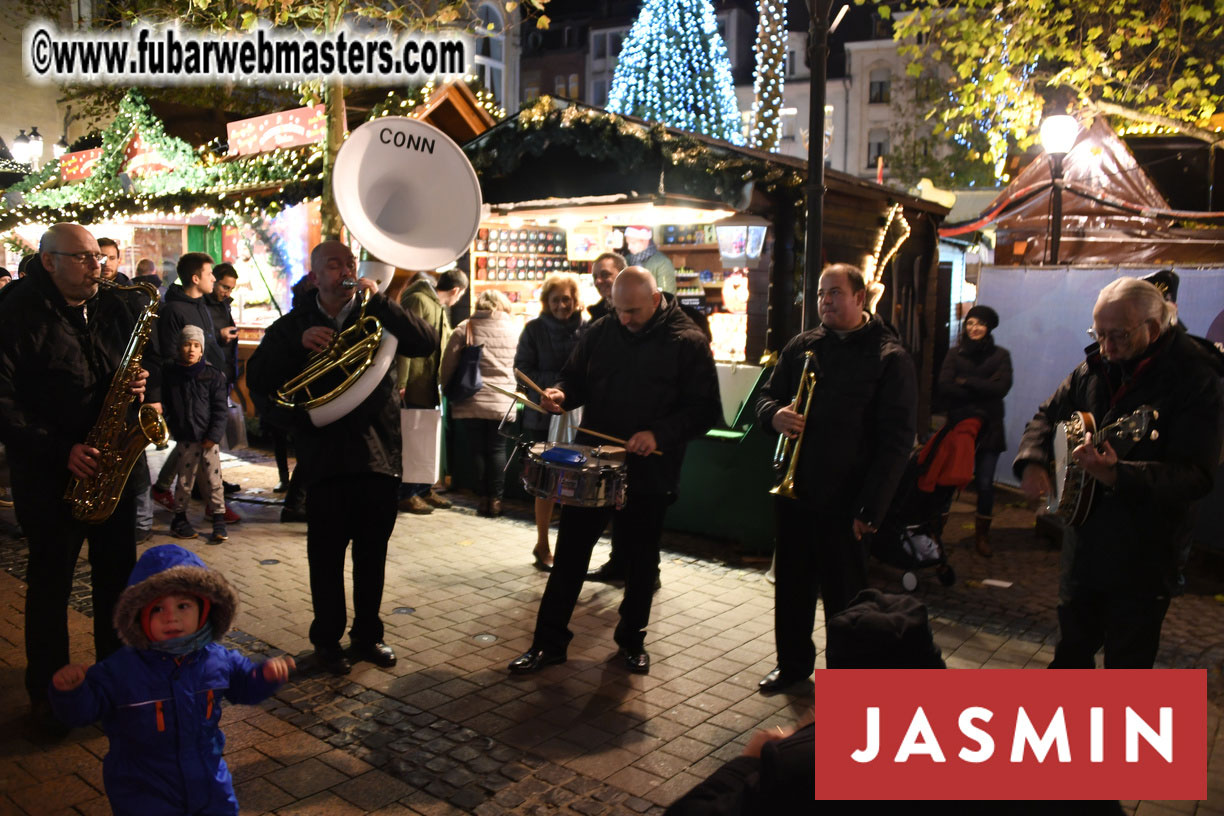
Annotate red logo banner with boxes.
[812,670,1205,801]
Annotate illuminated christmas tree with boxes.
[750,0,787,151]
[607,0,744,145]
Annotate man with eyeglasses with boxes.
[1014,276,1224,669]
[0,223,160,737]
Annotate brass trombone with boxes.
[770,351,817,499]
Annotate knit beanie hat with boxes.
[179,325,205,346]
[964,304,999,332]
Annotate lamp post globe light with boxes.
[27,127,43,166]
[11,129,30,165]
[1040,114,1080,265]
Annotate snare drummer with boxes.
[508,267,720,676]
[1015,277,1223,669]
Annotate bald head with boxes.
[309,240,358,304]
[613,266,662,332]
[39,223,103,306]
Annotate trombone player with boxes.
[755,264,916,694]
[247,241,437,675]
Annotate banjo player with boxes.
[1014,276,1223,669]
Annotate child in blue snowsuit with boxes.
[49,544,295,815]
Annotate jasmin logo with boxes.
[812,670,1205,801]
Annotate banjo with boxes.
[1047,406,1159,526]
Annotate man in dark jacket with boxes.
[246,240,438,676]
[204,263,240,387]
[586,251,624,323]
[509,267,721,676]
[755,263,917,694]
[1015,276,1223,669]
[0,223,158,734]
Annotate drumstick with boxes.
[577,426,664,457]
[514,368,548,398]
[486,383,549,414]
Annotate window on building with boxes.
[787,49,797,77]
[593,79,607,106]
[555,75,567,96]
[610,32,623,57]
[522,84,540,102]
[780,108,797,141]
[474,3,506,103]
[868,68,891,104]
[593,33,607,60]
[568,73,580,99]
[867,128,890,168]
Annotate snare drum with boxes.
[520,442,627,508]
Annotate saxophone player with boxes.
[0,223,159,737]
[246,241,438,676]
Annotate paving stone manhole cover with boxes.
[392,607,416,615]
[259,559,280,565]
[473,633,496,643]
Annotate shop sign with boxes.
[122,131,172,178]
[59,148,103,181]
[227,105,326,156]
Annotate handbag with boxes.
[443,320,484,402]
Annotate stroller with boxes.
[871,418,982,591]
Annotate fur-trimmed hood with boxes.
[113,544,238,649]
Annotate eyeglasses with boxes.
[1086,324,1143,343]
[50,251,108,266]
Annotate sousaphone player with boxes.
[1015,276,1223,670]
[247,117,481,675]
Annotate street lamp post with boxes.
[803,0,834,330]
[1039,114,1079,265]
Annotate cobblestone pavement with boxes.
[1,448,1222,815]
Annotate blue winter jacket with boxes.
[49,544,278,816]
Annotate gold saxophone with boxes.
[64,278,170,523]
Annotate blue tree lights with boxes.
[607,0,744,145]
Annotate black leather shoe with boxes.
[354,641,397,668]
[315,645,352,675]
[586,562,626,585]
[223,480,240,495]
[508,648,566,674]
[758,666,808,695]
[619,647,650,674]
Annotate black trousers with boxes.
[1050,590,1171,669]
[773,498,868,676]
[457,418,507,498]
[532,492,670,654]
[305,473,398,648]
[15,482,137,703]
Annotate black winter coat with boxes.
[555,293,721,495]
[937,334,1013,452]
[0,256,162,500]
[513,311,584,432]
[162,361,228,444]
[157,284,224,372]
[245,291,438,488]
[587,299,612,322]
[203,292,238,384]
[757,316,917,528]
[1013,328,1223,596]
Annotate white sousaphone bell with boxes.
[279,116,483,427]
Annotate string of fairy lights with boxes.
[606,0,745,146]
[0,75,505,236]
[750,0,787,151]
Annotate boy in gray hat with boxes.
[163,325,235,541]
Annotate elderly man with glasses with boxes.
[1015,276,1224,669]
[0,223,161,737]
